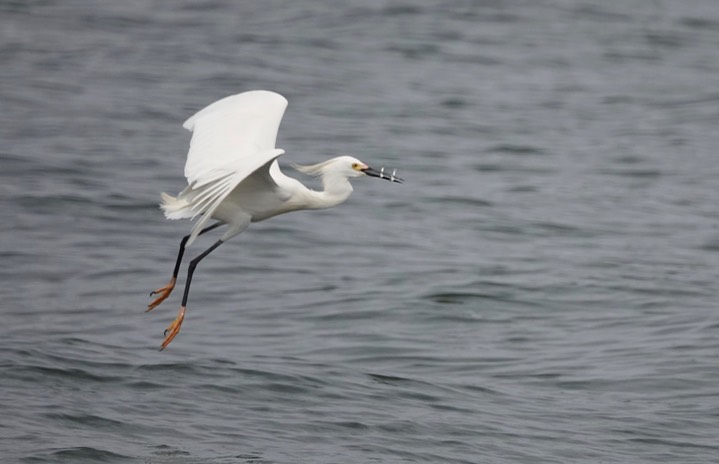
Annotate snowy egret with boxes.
[147,90,403,350]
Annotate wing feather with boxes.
[183,90,288,188]
[179,90,288,244]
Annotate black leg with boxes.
[168,222,224,286]
[159,238,225,349]
[147,222,223,311]
[181,239,224,307]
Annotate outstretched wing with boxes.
[181,90,288,243]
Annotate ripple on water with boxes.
[21,447,134,463]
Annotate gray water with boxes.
[2,1,719,462]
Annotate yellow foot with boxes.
[160,305,186,351]
[147,277,176,312]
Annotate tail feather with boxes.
[160,192,193,220]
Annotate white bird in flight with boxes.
[147,90,403,350]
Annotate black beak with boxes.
[362,166,404,183]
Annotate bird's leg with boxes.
[147,222,223,312]
[160,239,224,350]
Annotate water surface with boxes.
[2,1,719,462]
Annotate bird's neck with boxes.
[304,174,354,210]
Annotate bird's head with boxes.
[295,156,403,183]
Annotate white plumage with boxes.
[161,91,288,245]
[149,90,403,350]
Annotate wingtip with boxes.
[182,90,288,132]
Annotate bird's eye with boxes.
[352,163,359,169]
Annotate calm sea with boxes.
[2,1,719,462]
